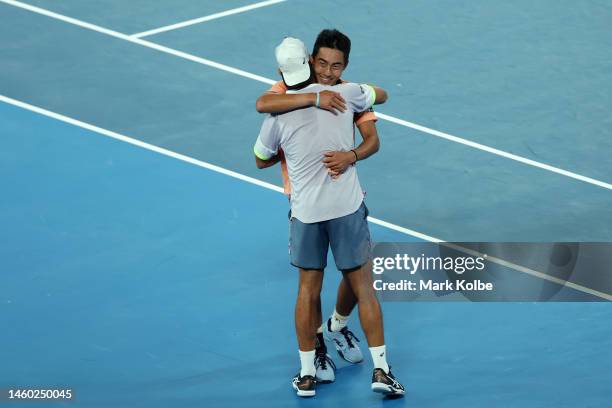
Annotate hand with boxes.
[327,168,341,179]
[317,91,346,114]
[323,151,354,174]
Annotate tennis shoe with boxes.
[292,373,316,397]
[371,368,405,396]
[323,318,363,363]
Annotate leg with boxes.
[328,202,372,324]
[292,268,323,397]
[327,202,404,395]
[322,278,363,364]
[323,203,371,363]
[335,276,358,316]
[315,286,323,334]
[344,261,405,395]
[289,215,334,391]
[342,261,384,347]
[289,213,328,351]
[295,268,324,351]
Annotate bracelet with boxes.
[315,92,320,108]
[351,149,359,163]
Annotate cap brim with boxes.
[281,66,310,87]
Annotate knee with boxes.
[298,283,322,303]
[299,270,323,295]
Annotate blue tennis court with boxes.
[1,1,611,407]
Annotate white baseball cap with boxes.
[275,37,311,86]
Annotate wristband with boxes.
[351,149,359,163]
[315,92,320,108]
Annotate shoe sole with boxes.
[315,378,334,384]
[371,382,405,396]
[293,383,316,397]
[295,389,316,397]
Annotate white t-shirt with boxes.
[254,82,376,223]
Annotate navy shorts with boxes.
[289,202,371,271]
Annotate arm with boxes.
[253,115,281,169]
[255,153,282,169]
[354,120,380,159]
[256,91,347,114]
[372,85,388,105]
[323,83,383,174]
[323,119,380,175]
[256,92,315,113]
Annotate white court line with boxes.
[440,242,612,301]
[0,0,275,85]
[0,92,434,242]
[131,0,287,39]
[2,0,611,191]
[0,94,282,193]
[2,93,610,301]
[377,113,612,190]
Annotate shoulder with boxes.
[268,80,288,94]
[335,82,364,97]
[261,114,278,130]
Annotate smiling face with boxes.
[312,47,347,85]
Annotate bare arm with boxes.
[256,92,315,113]
[354,120,381,159]
[255,153,281,169]
[256,91,346,114]
[323,120,380,174]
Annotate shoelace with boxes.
[339,327,360,349]
[315,352,336,371]
[315,351,327,370]
[382,368,404,390]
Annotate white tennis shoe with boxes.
[323,318,364,364]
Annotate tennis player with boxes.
[253,37,405,398]
[255,29,385,384]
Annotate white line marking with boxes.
[377,113,612,190]
[440,243,612,301]
[1,94,609,301]
[368,218,442,243]
[2,0,611,299]
[1,0,611,191]
[0,0,275,85]
[131,0,287,38]
[0,94,282,193]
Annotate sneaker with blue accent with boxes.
[314,350,336,383]
[323,318,364,363]
[314,332,336,383]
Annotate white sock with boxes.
[299,349,316,377]
[329,309,349,332]
[317,325,323,334]
[369,345,389,374]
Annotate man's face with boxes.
[311,47,346,85]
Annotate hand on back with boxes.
[317,90,346,114]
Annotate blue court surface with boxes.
[1,1,611,407]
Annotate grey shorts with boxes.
[289,202,371,271]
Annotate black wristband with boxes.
[351,149,359,163]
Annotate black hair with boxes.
[312,29,351,65]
